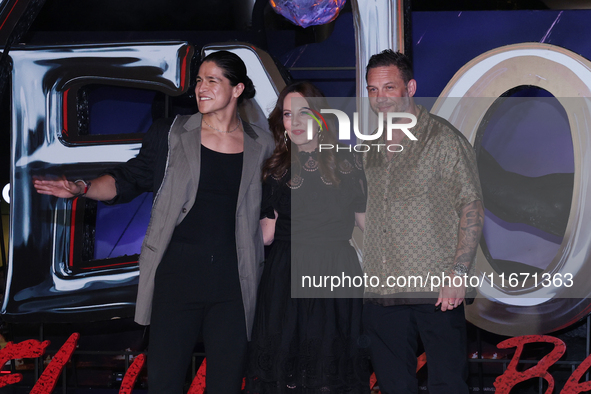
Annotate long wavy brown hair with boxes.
[262,82,341,186]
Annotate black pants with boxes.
[148,297,248,393]
[363,303,469,394]
[147,240,247,393]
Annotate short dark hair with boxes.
[201,50,256,104]
[365,49,413,84]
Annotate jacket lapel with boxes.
[238,121,262,208]
[180,113,203,198]
[179,114,261,209]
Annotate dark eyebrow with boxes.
[195,75,221,82]
[367,82,395,89]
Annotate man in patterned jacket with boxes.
[362,49,484,394]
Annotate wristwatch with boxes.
[450,263,469,277]
[73,179,91,197]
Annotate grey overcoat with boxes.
[111,112,274,339]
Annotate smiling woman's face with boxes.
[283,92,319,152]
[194,61,239,115]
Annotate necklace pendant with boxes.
[203,115,241,133]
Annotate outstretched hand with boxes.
[33,176,83,199]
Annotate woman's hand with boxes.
[33,176,84,198]
[260,210,278,245]
[33,175,117,201]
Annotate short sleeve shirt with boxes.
[362,105,482,300]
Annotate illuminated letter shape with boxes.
[0,339,50,387]
[431,43,591,336]
[4,42,192,324]
[350,0,405,138]
[493,335,565,394]
[119,353,146,394]
[30,333,79,394]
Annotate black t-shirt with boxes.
[168,144,243,300]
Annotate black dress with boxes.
[246,150,370,393]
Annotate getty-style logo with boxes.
[306,109,418,152]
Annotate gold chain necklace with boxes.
[203,116,241,133]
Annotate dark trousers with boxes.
[363,303,469,394]
[148,297,248,394]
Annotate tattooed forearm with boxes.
[454,200,484,266]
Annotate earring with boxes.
[284,130,289,146]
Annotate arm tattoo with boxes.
[455,200,484,266]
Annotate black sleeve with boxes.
[101,117,173,204]
[260,169,290,220]
[260,178,276,220]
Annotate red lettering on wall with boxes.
[187,357,207,394]
[370,372,378,391]
[416,352,427,372]
[370,353,427,393]
[494,335,566,394]
[30,333,79,394]
[0,339,50,387]
[186,358,246,394]
[561,352,591,393]
[118,353,146,394]
[5,332,591,392]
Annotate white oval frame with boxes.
[432,42,591,336]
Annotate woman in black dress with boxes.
[247,82,370,393]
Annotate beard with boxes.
[370,94,411,115]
